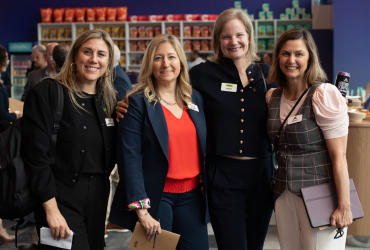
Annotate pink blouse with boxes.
[266,83,348,139]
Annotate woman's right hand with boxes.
[43,198,71,240]
[136,209,161,241]
[115,99,129,122]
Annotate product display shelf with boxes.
[38,19,312,70]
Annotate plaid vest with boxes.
[267,83,333,201]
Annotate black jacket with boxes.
[21,79,117,203]
[113,65,132,101]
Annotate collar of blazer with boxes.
[143,90,206,162]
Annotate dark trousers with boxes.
[206,155,273,250]
[35,175,109,250]
[156,185,209,250]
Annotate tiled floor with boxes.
[1,216,369,249]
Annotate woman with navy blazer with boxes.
[110,34,209,250]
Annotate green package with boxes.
[249,14,254,20]
[259,11,266,20]
[234,1,242,9]
[262,3,269,12]
[292,0,299,9]
[286,24,295,30]
[280,13,286,20]
[266,25,273,36]
[258,25,266,36]
[267,11,274,20]
[258,39,267,51]
[267,39,274,50]
[277,25,286,36]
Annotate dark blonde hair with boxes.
[267,28,327,88]
[127,34,192,109]
[52,29,116,117]
[210,8,259,63]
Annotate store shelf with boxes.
[38,19,312,70]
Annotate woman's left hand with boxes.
[331,205,353,228]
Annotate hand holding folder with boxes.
[128,222,180,250]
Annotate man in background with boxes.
[26,45,47,76]
[21,42,58,101]
[189,50,205,69]
[52,44,70,73]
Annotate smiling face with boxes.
[152,42,181,86]
[74,38,109,86]
[219,18,249,63]
[279,38,309,83]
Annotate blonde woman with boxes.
[110,34,209,250]
[21,30,117,249]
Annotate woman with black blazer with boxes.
[110,34,209,250]
[21,30,117,249]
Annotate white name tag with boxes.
[287,114,302,125]
[105,118,115,127]
[188,103,199,112]
[221,83,237,92]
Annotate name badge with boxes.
[105,118,115,127]
[287,114,302,125]
[188,103,199,112]
[221,83,237,92]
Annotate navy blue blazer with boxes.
[110,89,209,231]
[113,65,132,101]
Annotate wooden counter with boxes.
[347,120,370,236]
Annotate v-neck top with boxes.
[161,105,201,180]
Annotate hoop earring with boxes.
[103,68,111,78]
[69,62,77,75]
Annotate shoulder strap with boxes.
[49,81,64,164]
[256,63,267,92]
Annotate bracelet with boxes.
[139,212,149,221]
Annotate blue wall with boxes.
[333,0,370,90]
[0,0,312,48]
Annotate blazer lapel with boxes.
[144,97,169,161]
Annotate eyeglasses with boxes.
[334,228,344,239]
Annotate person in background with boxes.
[115,8,274,250]
[52,44,70,73]
[0,44,16,242]
[26,45,47,77]
[189,50,205,69]
[0,45,21,132]
[263,52,273,66]
[110,34,209,250]
[21,30,117,249]
[21,42,58,101]
[104,44,132,235]
[266,28,352,250]
[0,65,11,97]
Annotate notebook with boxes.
[301,178,364,228]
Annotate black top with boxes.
[21,79,116,203]
[189,57,274,158]
[0,83,16,122]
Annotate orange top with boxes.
[161,105,201,193]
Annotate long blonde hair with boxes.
[127,34,192,108]
[52,29,116,117]
[210,8,260,63]
[267,28,327,88]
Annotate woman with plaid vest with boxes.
[266,28,353,250]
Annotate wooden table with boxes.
[347,120,370,236]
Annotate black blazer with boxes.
[113,65,132,101]
[21,79,117,203]
[21,67,47,102]
[110,89,209,230]
[0,83,16,123]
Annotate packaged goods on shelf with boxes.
[119,41,126,51]
[94,26,102,31]
[102,26,111,36]
[286,24,296,30]
[53,8,65,23]
[267,39,274,50]
[201,40,209,51]
[166,26,173,35]
[107,7,117,22]
[49,28,57,39]
[243,9,248,14]
[200,26,209,37]
[130,27,138,38]
[277,25,286,36]
[41,8,52,23]
[87,8,95,22]
[174,26,180,37]
[297,8,305,14]
[259,11,266,20]
[119,26,125,37]
[234,1,242,9]
[258,40,266,50]
[249,14,254,20]
[262,3,269,12]
[192,41,200,51]
[120,55,125,66]
[258,25,266,36]
[184,40,192,52]
[302,13,311,19]
[154,27,161,36]
[291,14,299,20]
[76,27,89,36]
[184,26,192,38]
[75,8,85,22]
[267,11,274,20]
[138,26,146,38]
[137,41,146,51]
[266,25,273,36]
[130,41,138,52]
[57,28,65,39]
[192,26,200,37]
[145,27,154,38]
[209,26,214,36]
[117,7,127,21]
[111,26,119,38]
[293,0,299,8]
[65,8,75,22]
[148,15,164,22]
[95,7,107,22]
[42,28,49,39]
[129,15,147,22]
[164,14,183,21]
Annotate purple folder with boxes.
[301,178,364,228]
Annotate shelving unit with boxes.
[10,54,31,100]
[38,19,311,70]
